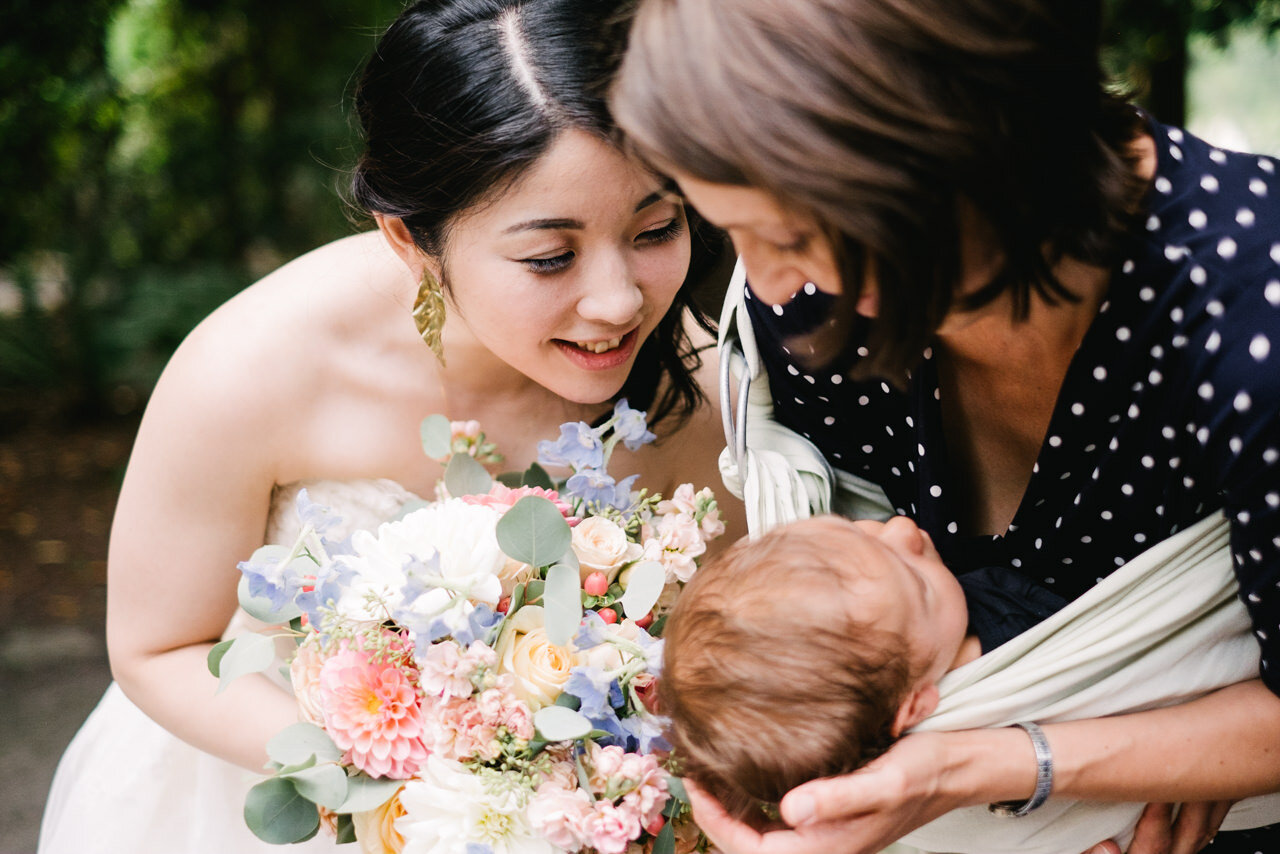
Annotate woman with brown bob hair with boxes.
[612,1,1280,853]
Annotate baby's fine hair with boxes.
[661,518,915,825]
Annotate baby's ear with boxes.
[890,683,940,737]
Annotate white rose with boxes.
[571,516,642,583]
[493,606,578,710]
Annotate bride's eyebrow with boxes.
[501,189,678,234]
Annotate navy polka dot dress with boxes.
[747,121,1280,705]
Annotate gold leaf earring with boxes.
[413,268,447,366]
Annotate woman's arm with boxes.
[105,305,307,772]
[687,680,1280,854]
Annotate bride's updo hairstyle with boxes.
[611,0,1146,382]
[351,0,722,427]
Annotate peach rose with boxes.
[352,787,406,854]
[289,638,326,726]
[572,516,642,583]
[494,606,577,709]
[497,556,537,599]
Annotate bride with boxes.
[38,1,739,850]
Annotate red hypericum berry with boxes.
[597,607,618,624]
[497,596,512,614]
[635,612,654,629]
[645,816,666,836]
[584,571,609,598]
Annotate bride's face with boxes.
[438,129,691,405]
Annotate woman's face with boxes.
[671,172,855,310]
[439,129,691,404]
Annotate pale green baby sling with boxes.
[716,263,1280,853]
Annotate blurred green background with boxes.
[1,1,1278,849]
[2,0,1280,426]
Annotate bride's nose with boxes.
[576,254,643,325]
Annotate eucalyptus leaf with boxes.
[520,463,554,489]
[666,776,690,804]
[243,777,320,844]
[420,414,453,459]
[508,583,527,616]
[281,762,349,810]
[237,571,303,624]
[534,705,593,742]
[496,471,525,488]
[338,775,405,813]
[215,633,277,693]
[652,818,676,854]
[496,496,571,568]
[335,813,357,845]
[445,453,492,497]
[206,639,233,677]
[542,563,582,647]
[525,580,545,604]
[618,560,666,620]
[267,722,344,767]
[275,756,317,776]
[553,692,582,710]
[393,498,432,521]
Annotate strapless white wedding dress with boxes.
[38,479,421,854]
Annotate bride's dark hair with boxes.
[350,0,722,429]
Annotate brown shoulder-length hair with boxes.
[660,520,914,826]
[611,0,1145,381]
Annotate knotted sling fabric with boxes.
[717,260,893,530]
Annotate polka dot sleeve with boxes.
[1185,275,1280,694]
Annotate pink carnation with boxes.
[527,784,594,851]
[462,484,578,523]
[583,799,642,854]
[418,640,479,700]
[421,681,533,762]
[318,646,429,779]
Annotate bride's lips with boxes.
[554,328,640,371]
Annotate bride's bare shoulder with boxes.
[144,232,410,434]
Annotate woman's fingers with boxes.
[1127,802,1175,854]
[1169,801,1234,854]
[1081,841,1123,854]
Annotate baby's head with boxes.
[661,515,968,825]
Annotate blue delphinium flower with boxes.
[238,548,310,613]
[296,562,356,635]
[573,610,610,650]
[611,399,657,451]
[565,470,638,511]
[620,712,669,754]
[565,468,617,504]
[537,422,605,471]
[453,603,505,647]
[466,844,494,854]
[295,489,341,536]
[564,665,623,719]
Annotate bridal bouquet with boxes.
[210,401,723,854]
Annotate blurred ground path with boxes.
[0,409,139,853]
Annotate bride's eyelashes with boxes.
[516,218,686,275]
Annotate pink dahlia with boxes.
[461,484,579,524]
[318,646,430,779]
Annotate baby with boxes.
[661,514,1059,825]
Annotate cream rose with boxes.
[571,516,642,583]
[352,788,407,854]
[578,619,646,673]
[497,556,537,599]
[289,639,326,726]
[494,606,578,709]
